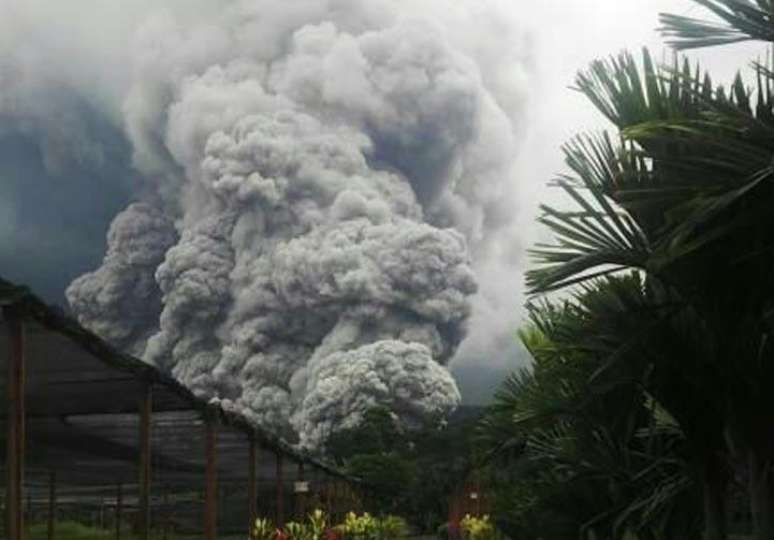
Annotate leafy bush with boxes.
[459,514,502,540]
[308,508,329,540]
[252,508,408,540]
[378,514,409,540]
[339,511,378,540]
[337,511,409,540]
[254,517,278,540]
[285,521,312,540]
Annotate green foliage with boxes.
[337,512,408,540]
[253,510,327,540]
[326,405,479,532]
[478,279,703,540]
[348,453,413,512]
[340,511,379,540]
[377,515,409,540]
[327,407,406,461]
[254,516,278,540]
[515,2,774,538]
[285,521,313,540]
[459,514,503,540]
[308,509,329,540]
[252,509,408,540]
[660,0,774,49]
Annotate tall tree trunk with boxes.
[749,450,774,540]
[703,456,728,540]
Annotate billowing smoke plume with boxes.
[45,0,527,448]
[67,203,176,356]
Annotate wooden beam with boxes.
[204,414,218,540]
[115,483,122,540]
[47,471,56,540]
[248,436,257,540]
[28,419,203,474]
[138,384,152,540]
[275,452,284,528]
[5,306,25,540]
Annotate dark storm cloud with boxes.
[0,93,135,304]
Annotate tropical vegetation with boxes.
[326,406,479,533]
[477,1,774,539]
[459,514,502,540]
[252,509,408,540]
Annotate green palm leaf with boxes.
[660,0,774,49]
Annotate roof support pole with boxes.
[4,306,25,540]
[115,483,122,540]
[295,461,306,521]
[162,487,169,540]
[275,451,284,528]
[204,412,218,540]
[475,473,482,517]
[138,384,152,540]
[46,471,56,540]
[248,435,257,539]
[329,480,335,523]
[333,481,341,522]
[324,477,332,518]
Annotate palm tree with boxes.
[479,276,707,539]
[526,38,774,539]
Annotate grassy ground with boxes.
[27,521,244,540]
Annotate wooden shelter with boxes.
[0,278,357,539]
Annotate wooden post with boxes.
[324,478,332,518]
[475,474,482,516]
[296,461,306,521]
[248,436,257,539]
[329,481,336,523]
[25,492,31,535]
[5,306,25,540]
[162,487,169,540]
[204,413,218,540]
[115,483,123,540]
[138,384,152,540]
[47,471,56,540]
[275,452,284,528]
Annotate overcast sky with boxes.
[515,0,767,221]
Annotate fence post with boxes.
[4,306,25,540]
[204,411,218,540]
[47,471,56,540]
[138,384,152,540]
[248,435,257,539]
[275,452,284,528]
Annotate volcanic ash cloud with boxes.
[65,0,526,448]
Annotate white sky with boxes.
[513,0,767,226]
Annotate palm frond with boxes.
[660,0,774,49]
[575,49,711,129]
[527,134,650,294]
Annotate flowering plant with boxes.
[459,514,500,540]
[253,517,276,540]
